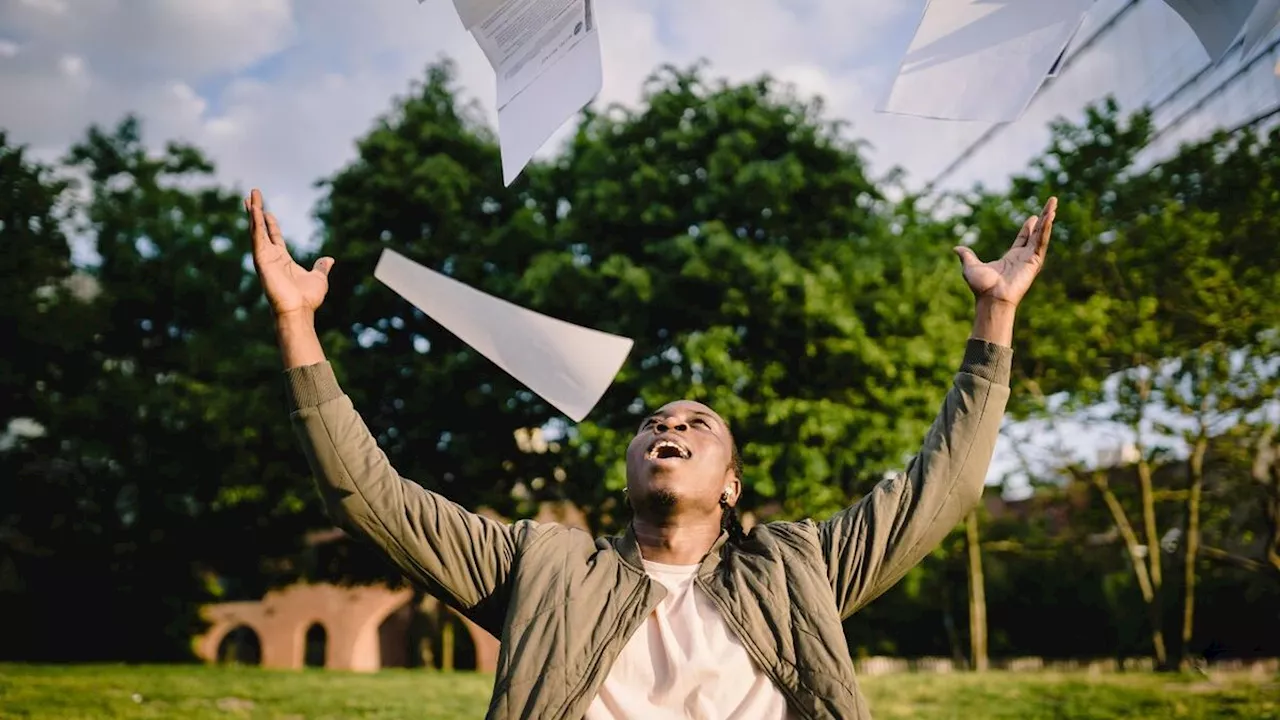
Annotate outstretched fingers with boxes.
[247,189,270,254]
[1013,215,1038,250]
[247,188,294,267]
[1034,197,1058,259]
[265,212,286,247]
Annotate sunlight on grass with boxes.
[0,664,1276,719]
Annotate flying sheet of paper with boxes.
[878,0,1095,122]
[1163,0,1260,60]
[1046,22,1082,77]
[435,0,603,186]
[448,0,505,28]
[373,249,633,423]
[1238,0,1280,58]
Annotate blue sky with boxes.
[4,0,1268,241]
[2,0,1275,496]
[0,0,1260,241]
[0,0,1053,242]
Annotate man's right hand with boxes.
[246,188,333,320]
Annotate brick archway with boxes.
[216,624,262,664]
[414,595,501,673]
[197,502,588,673]
[194,583,413,671]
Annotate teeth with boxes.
[648,440,690,459]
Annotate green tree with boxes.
[315,60,978,536]
[0,118,333,660]
[521,63,979,524]
[0,133,85,431]
[960,100,1280,669]
[0,132,96,634]
[1,60,986,662]
[1247,424,1280,574]
[313,61,560,529]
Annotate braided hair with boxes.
[720,440,746,543]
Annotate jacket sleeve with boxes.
[284,361,516,632]
[818,338,1011,619]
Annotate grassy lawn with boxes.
[1,664,1277,719]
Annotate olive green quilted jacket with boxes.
[284,339,1011,719]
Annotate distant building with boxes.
[193,500,591,673]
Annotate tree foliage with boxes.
[316,61,975,530]
[0,64,1276,664]
[0,120,330,660]
[960,100,1280,667]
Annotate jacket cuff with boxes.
[960,338,1013,386]
[284,362,344,412]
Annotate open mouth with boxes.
[646,438,692,461]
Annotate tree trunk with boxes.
[1092,471,1168,668]
[1135,453,1167,669]
[1131,376,1170,670]
[1251,426,1280,574]
[440,611,455,672]
[965,510,989,672]
[1179,433,1208,670]
[411,592,437,670]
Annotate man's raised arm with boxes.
[248,190,517,635]
[818,197,1057,619]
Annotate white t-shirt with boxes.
[584,559,794,720]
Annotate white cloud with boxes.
[0,1,951,228]
[18,0,67,15]
[57,53,83,79]
[1,0,926,248]
[0,0,1243,246]
[0,0,295,81]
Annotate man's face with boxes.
[624,400,738,516]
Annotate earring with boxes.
[722,488,732,502]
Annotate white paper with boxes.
[435,0,602,185]
[1163,0,1260,60]
[449,0,506,29]
[1046,22,1083,77]
[1239,0,1280,58]
[878,0,1095,122]
[373,249,633,423]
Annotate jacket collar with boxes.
[614,522,731,577]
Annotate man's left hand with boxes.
[954,196,1056,308]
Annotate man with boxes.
[248,188,1055,720]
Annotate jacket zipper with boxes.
[556,578,649,720]
[695,577,817,720]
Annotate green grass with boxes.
[0,664,1276,719]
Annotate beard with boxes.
[648,488,679,508]
[629,486,679,517]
